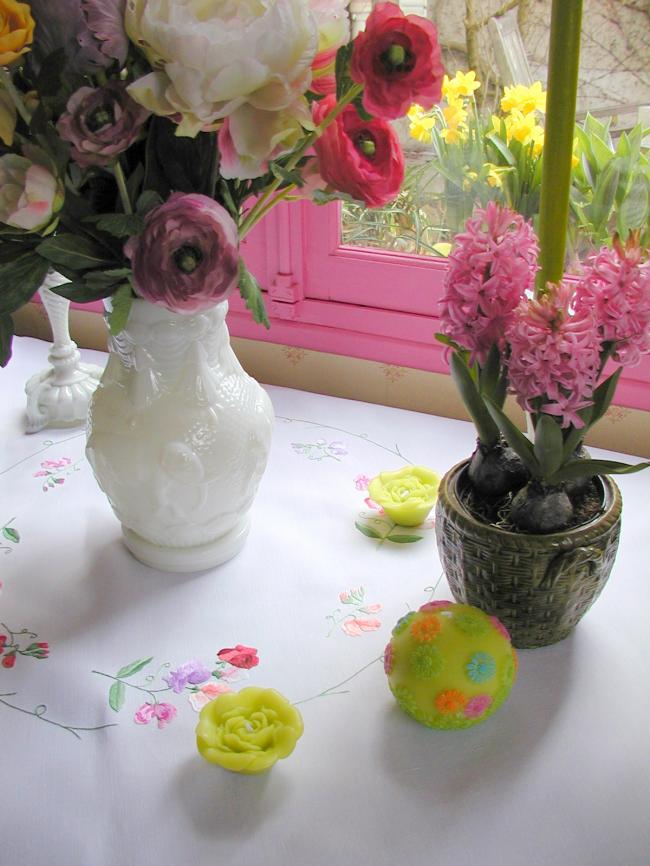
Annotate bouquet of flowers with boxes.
[0,0,445,366]
[437,202,650,533]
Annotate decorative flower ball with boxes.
[385,601,517,729]
[368,465,440,526]
[196,687,304,774]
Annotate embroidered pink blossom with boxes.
[440,202,539,364]
[134,702,156,725]
[383,641,394,674]
[339,587,364,604]
[574,237,650,367]
[341,617,382,636]
[506,281,602,428]
[464,694,493,719]
[359,603,383,614]
[216,645,259,669]
[153,702,177,729]
[354,474,371,490]
[364,497,384,513]
[42,458,71,469]
[188,681,232,712]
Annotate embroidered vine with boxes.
[326,587,383,637]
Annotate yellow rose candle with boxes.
[368,466,440,526]
[196,687,304,774]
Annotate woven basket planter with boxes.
[435,460,622,649]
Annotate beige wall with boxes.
[13,301,650,458]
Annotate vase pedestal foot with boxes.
[121,517,251,573]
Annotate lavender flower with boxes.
[164,660,211,694]
[124,193,240,314]
[56,82,149,168]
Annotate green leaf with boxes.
[108,680,126,712]
[2,526,20,543]
[386,534,423,544]
[478,344,501,401]
[533,414,564,478]
[354,521,383,539]
[36,235,116,272]
[0,253,50,315]
[484,398,540,477]
[269,162,304,188]
[485,133,516,166]
[587,161,620,233]
[84,268,132,289]
[590,369,622,427]
[115,656,154,679]
[0,313,14,367]
[136,190,164,215]
[238,259,270,328]
[84,213,145,238]
[434,332,461,350]
[107,284,134,336]
[550,459,650,484]
[50,280,115,303]
[335,42,354,101]
[450,352,500,448]
[618,172,649,235]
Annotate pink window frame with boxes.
[229,199,650,412]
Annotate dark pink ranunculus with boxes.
[351,2,444,120]
[312,95,404,208]
[124,193,239,314]
[216,645,259,669]
[56,81,149,168]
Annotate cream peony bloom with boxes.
[125,0,318,137]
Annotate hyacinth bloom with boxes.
[575,237,650,367]
[506,282,602,428]
[124,193,239,314]
[439,202,539,364]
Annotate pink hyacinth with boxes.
[506,282,602,428]
[574,237,650,367]
[440,202,539,364]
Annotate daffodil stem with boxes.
[0,67,32,126]
[113,160,133,214]
[239,83,363,239]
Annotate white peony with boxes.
[310,0,349,55]
[0,151,63,232]
[125,0,318,138]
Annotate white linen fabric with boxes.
[1,337,649,866]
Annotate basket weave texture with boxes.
[435,461,622,649]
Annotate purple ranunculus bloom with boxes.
[164,660,212,694]
[124,193,240,314]
[27,0,127,75]
[56,82,149,168]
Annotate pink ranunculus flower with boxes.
[440,201,539,365]
[0,150,63,232]
[574,237,650,367]
[506,282,602,428]
[341,617,381,636]
[188,681,232,713]
[57,81,149,168]
[124,193,239,314]
[350,2,444,121]
[152,702,177,729]
[134,702,156,725]
[216,645,259,670]
[313,95,404,208]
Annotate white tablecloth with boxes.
[1,337,649,866]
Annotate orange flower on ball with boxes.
[0,0,35,66]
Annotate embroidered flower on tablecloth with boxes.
[327,587,383,637]
[216,645,259,669]
[1,625,49,669]
[188,682,233,712]
[134,701,178,729]
[33,457,79,492]
[164,659,212,693]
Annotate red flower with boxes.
[2,653,16,668]
[217,645,259,669]
[351,2,444,120]
[313,95,404,208]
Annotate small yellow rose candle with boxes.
[368,466,440,526]
[196,687,304,774]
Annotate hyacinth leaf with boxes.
[108,680,125,713]
[355,521,382,539]
[434,332,462,351]
[478,344,502,402]
[0,314,13,367]
[107,284,133,336]
[561,407,593,461]
[450,352,500,448]
[550,459,650,484]
[484,398,540,477]
[115,657,154,679]
[533,413,565,477]
[238,259,270,329]
[590,368,622,426]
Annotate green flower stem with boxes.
[293,656,382,706]
[0,692,117,740]
[536,0,583,294]
[91,669,168,703]
[0,67,32,126]
[112,160,133,215]
[239,83,363,239]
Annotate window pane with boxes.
[341,0,650,270]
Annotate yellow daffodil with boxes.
[409,113,435,143]
[443,101,467,129]
[485,165,510,188]
[440,125,467,144]
[503,109,542,146]
[500,81,546,116]
[443,70,481,103]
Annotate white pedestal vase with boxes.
[86,298,274,572]
[25,272,104,433]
